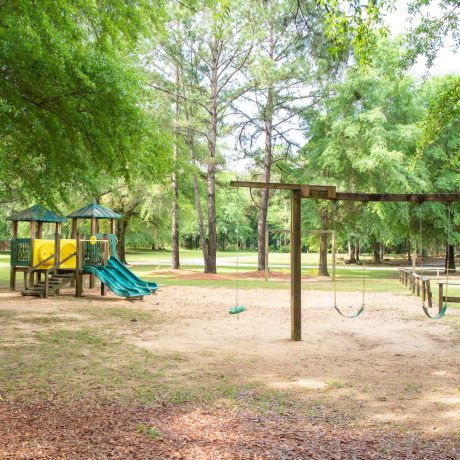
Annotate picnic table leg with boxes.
[416,277,420,296]
[412,274,416,294]
[438,283,444,313]
[422,280,426,302]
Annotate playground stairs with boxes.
[21,272,75,298]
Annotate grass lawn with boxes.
[4,248,460,301]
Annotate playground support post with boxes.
[9,221,18,291]
[101,234,108,296]
[75,233,83,298]
[89,218,96,289]
[291,190,302,341]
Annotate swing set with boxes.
[230,181,460,341]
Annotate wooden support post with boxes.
[110,218,116,234]
[75,234,83,297]
[101,234,108,296]
[416,277,420,296]
[28,221,37,288]
[70,218,77,288]
[291,190,302,341]
[28,268,34,291]
[412,274,416,293]
[44,272,49,299]
[10,267,16,291]
[71,219,78,239]
[29,221,36,239]
[36,222,43,239]
[89,218,96,289]
[422,279,426,302]
[10,221,18,291]
[54,223,61,276]
[11,221,18,239]
[264,227,269,282]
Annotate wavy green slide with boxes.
[84,256,158,299]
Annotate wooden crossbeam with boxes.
[230,181,460,202]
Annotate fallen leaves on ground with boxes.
[0,401,458,459]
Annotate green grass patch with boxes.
[0,327,255,407]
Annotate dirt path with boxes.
[113,286,459,436]
[1,285,459,456]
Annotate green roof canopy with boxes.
[67,202,122,219]
[7,205,67,223]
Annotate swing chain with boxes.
[361,203,366,309]
[445,202,452,305]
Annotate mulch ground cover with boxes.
[0,401,458,459]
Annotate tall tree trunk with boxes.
[187,127,209,269]
[348,240,356,263]
[355,242,360,262]
[115,201,139,265]
[445,242,456,273]
[116,218,129,264]
[205,40,220,274]
[318,209,329,276]
[193,172,209,262]
[171,63,180,269]
[257,24,274,272]
[372,240,381,264]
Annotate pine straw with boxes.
[0,401,458,459]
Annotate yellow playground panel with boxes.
[32,239,77,270]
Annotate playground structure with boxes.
[8,203,157,299]
[231,181,460,341]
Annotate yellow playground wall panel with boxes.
[32,239,77,270]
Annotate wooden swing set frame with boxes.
[230,181,460,341]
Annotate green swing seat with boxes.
[422,303,447,320]
[334,305,365,319]
[229,305,246,315]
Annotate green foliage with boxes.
[317,0,394,67]
[0,0,169,204]
[417,76,460,154]
[406,0,460,67]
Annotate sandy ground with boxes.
[1,284,459,440]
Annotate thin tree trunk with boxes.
[372,240,381,264]
[355,242,360,262]
[193,173,208,264]
[318,209,329,276]
[116,218,129,264]
[257,24,274,272]
[171,63,180,269]
[348,240,356,263]
[205,39,220,274]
